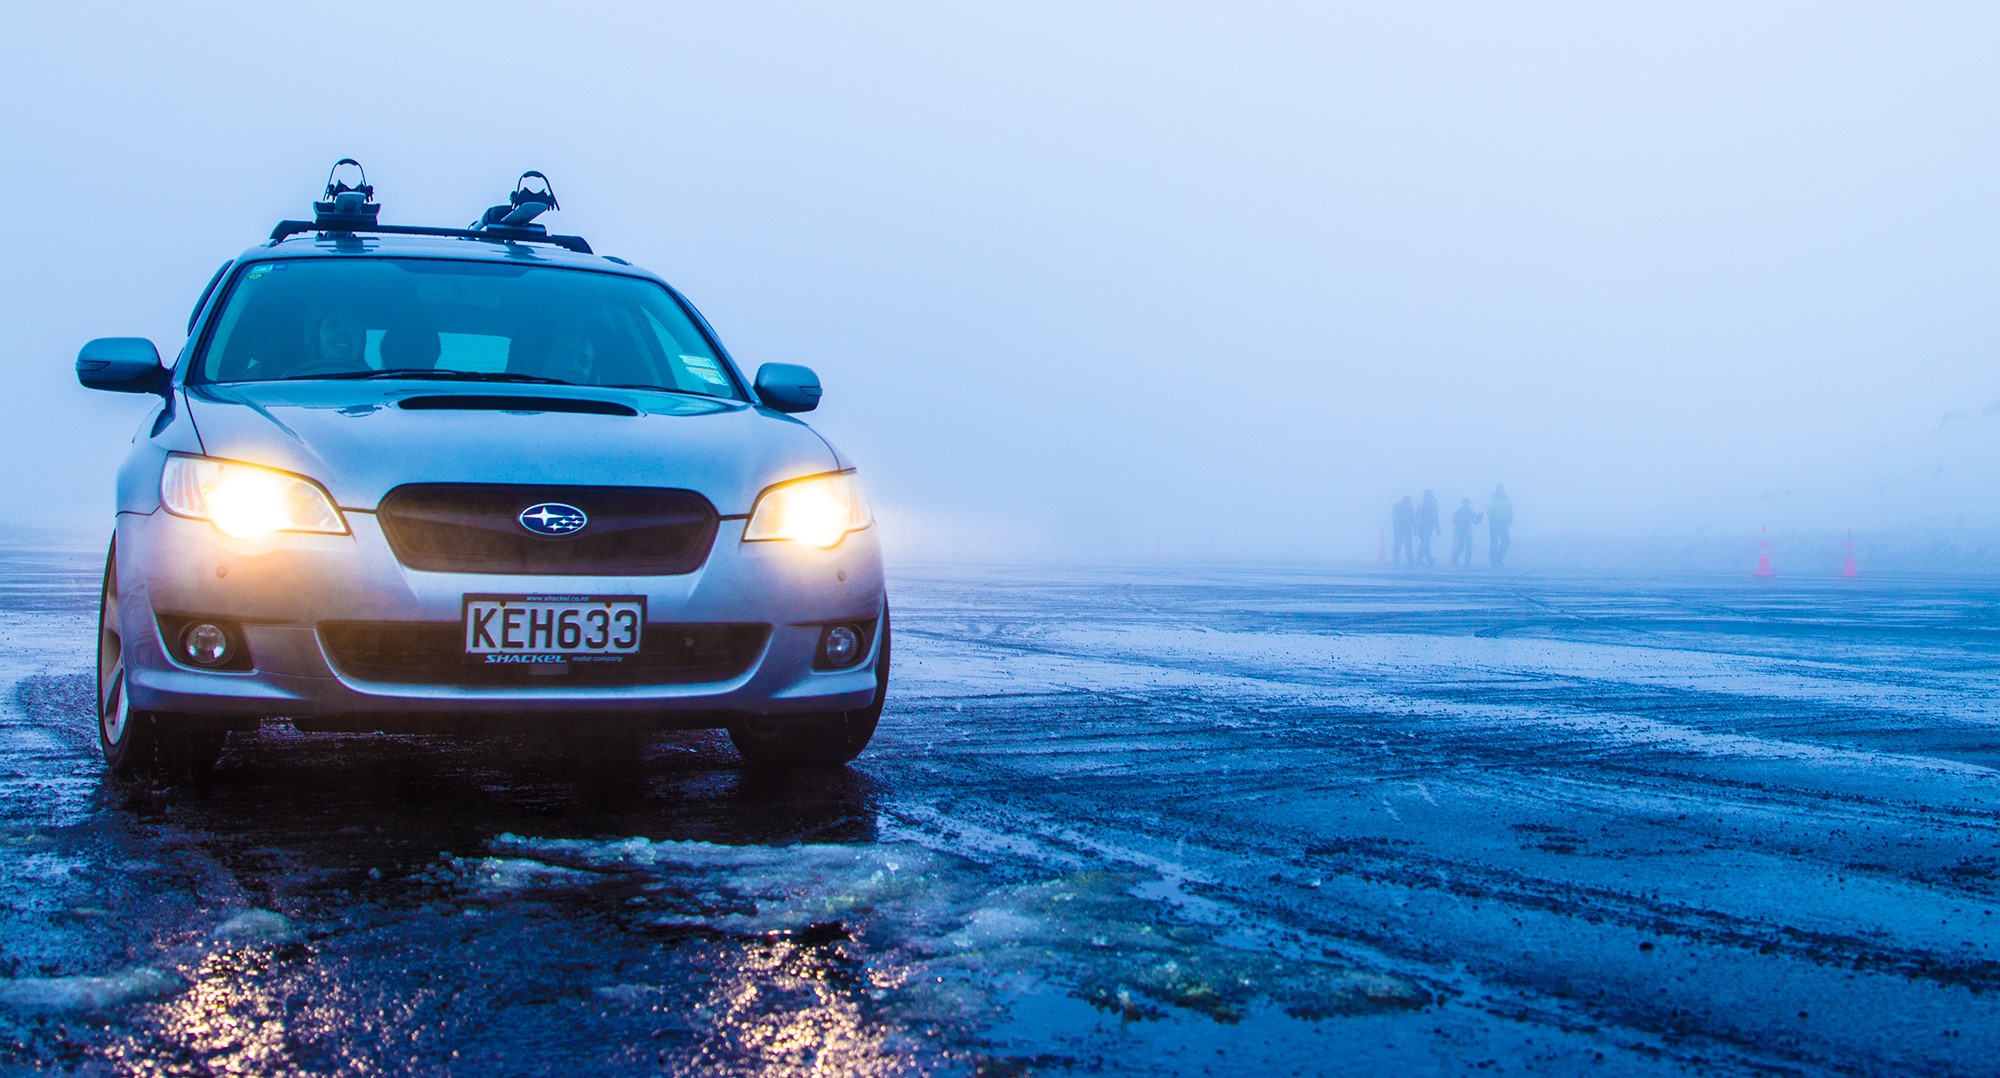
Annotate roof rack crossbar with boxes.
[268,220,593,255]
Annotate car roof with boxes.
[237,233,660,280]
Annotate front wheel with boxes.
[728,609,890,769]
[97,540,225,782]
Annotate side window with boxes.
[203,272,261,381]
[173,260,235,371]
[361,330,509,373]
[434,334,512,373]
[186,261,233,338]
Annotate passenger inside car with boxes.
[527,330,597,384]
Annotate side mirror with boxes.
[754,362,822,413]
[77,338,168,395]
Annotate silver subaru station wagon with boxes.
[76,164,887,778]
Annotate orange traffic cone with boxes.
[1755,527,1774,577]
[1842,530,1857,578]
[1376,530,1388,566]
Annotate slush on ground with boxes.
[1,542,1996,1075]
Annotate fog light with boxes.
[181,622,232,667]
[820,624,863,667]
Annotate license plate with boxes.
[463,595,644,661]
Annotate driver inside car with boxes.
[292,306,369,376]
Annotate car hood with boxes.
[183,382,837,513]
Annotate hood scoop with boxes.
[396,395,639,417]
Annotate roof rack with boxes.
[268,160,594,255]
[268,219,595,255]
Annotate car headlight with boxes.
[743,471,872,549]
[160,454,347,539]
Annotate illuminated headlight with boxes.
[160,454,347,539]
[743,471,872,549]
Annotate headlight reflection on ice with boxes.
[161,455,347,539]
[696,937,909,1077]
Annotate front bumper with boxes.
[115,509,886,727]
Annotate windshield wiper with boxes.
[296,369,577,386]
[598,383,707,397]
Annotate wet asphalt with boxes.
[2,542,1999,1075]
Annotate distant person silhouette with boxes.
[1487,485,1514,566]
[1416,490,1441,566]
[1391,496,1417,566]
[1450,498,1483,566]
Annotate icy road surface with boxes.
[3,545,1999,1075]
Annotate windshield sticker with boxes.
[680,354,730,385]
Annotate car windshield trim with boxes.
[185,255,747,401]
[200,370,734,401]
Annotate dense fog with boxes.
[5,2,1995,570]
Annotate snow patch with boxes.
[594,983,667,1005]
[0,967,180,1012]
[458,854,602,895]
[209,908,300,946]
[489,834,952,933]
[478,833,1431,1024]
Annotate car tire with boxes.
[728,608,890,769]
[97,540,226,782]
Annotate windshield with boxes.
[192,258,743,399]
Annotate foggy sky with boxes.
[5,2,1997,564]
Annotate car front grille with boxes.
[318,622,768,687]
[376,484,718,575]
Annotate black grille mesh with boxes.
[376,484,717,575]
